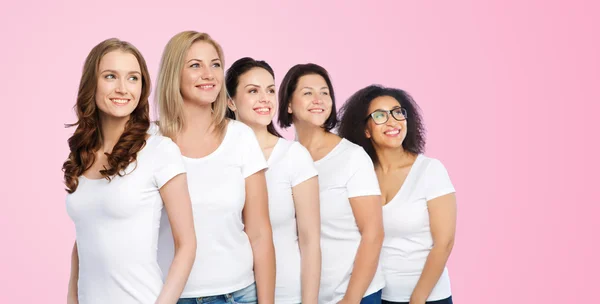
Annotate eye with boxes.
[212,62,221,68]
[373,111,386,120]
[104,74,116,79]
[320,91,329,96]
[268,88,276,94]
[190,63,200,68]
[128,75,139,81]
[303,91,312,96]
[249,89,258,94]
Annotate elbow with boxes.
[434,238,454,255]
[361,225,385,247]
[175,234,197,258]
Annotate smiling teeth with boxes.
[111,99,129,104]
[255,108,270,113]
[385,129,400,135]
[199,85,214,89]
[310,109,324,113]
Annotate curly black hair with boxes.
[338,85,426,165]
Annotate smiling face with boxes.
[229,67,277,128]
[95,50,142,121]
[365,95,408,150]
[180,41,224,105]
[288,74,332,127]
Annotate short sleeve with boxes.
[239,123,268,178]
[153,136,186,189]
[288,142,318,187]
[346,147,381,198]
[424,159,456,201]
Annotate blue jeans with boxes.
[382,296,453,304]
[361,289,382,304]
[177,283,257,304]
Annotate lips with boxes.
[196,84,216,90]
[110,98,130,106]
[254,107,271,115]
[384,128,401,137]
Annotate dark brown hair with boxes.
[62,38,151,193]
[277,63,338,131]
[225,57,281,137]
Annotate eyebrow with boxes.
[245,84,276,88]
[186,58,221,63]
[100,69,141,75]
[302,86,329,90]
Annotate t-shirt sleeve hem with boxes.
[243,163,267,179]
[291,169,318,187]
[426,187,456,201]
[347,189,381,198]
[155,165,186,189]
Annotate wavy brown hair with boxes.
[62,38,152,193]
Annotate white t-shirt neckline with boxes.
[314,137,345,165]
[382,154,424,209]
[181,120,232,162]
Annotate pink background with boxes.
[1,0,598,303]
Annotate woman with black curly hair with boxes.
[338,85,457,304]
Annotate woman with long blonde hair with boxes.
[64,38,197,304]
[154,31,276,304]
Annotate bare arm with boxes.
[341,195,384,304]
[410,193,457,304]
[292,176,321,304]
[155,174,197,304]
[67,241,79,304]
[243,170,275,304]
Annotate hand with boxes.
[409,294,426,304]
[337,298,358,304]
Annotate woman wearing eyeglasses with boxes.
[338,85,457,304]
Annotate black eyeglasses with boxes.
[366,107,408,125]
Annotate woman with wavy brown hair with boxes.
[154,31,275,304]
[63,38,197,304]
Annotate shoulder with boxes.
[286,140,314,162]
[145,134,181,156]
[228,119,253,135]
[419,155,453,181]
[341,139,373,164]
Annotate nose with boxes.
[311,97,323,104]
[201,67,214,80]
[115,79,127,94]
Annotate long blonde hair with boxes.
[155,31,228,138]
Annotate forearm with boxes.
[251,233,276,304]
[155,242,196,304]
[411,243,453,302]
[67,242,79,304]
[343,234,383,303]
[299,240,321,304]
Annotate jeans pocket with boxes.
[232,283,257,304]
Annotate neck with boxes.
[182,101,214,136]
[250,124,277,149]
[100,115,129,154]
[295,121,329,150]
[375,145,415,173]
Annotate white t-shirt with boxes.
[66,135,186,304]
[315,138,385,304]
[266,138,318,303]
[381,154,456,302]
[156,120,268,298]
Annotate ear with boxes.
[287,103,292,114]
[227,98,237,112]
[365,128,371,139]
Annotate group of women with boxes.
[64,31,457,304]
